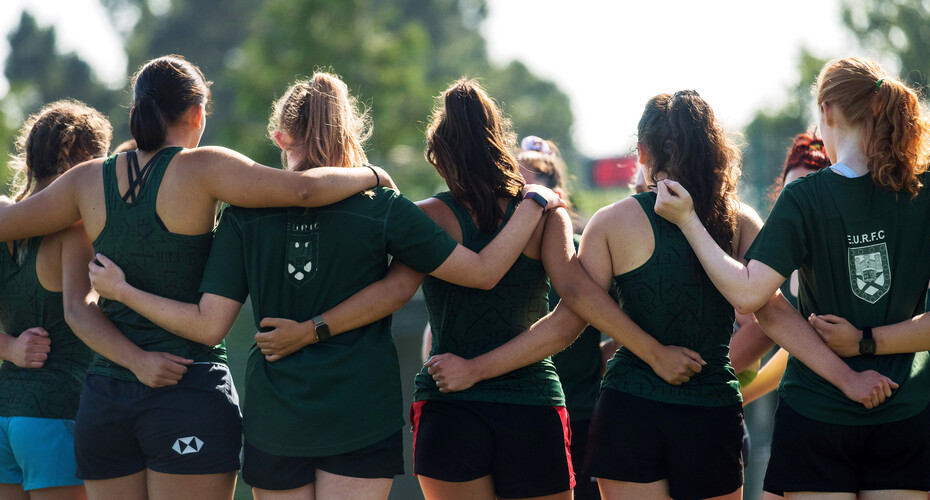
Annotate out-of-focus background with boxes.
[0,1,926,498]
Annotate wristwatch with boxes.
[859,326,876,356]
[523,191,548,210]
[312,315,332,342]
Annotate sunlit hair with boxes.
[816,57,930,195]
[10,99,112,201]
[268,73,370,172]
[426,78,524,234]
[768,131,831,204]
[637,90,741,251]
[130,54,211,151]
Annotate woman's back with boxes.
[416,192,562,406]
[199,187,457,457]
[747,167,930,423]
[91,148,220,382]
[0,236,93,418]
[606,191,739,406]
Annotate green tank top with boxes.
[0,237,93,418]
[414,192,564,406]
[91,148,225,381]
[602,191,740,406]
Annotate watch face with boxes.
[859,339,877,355]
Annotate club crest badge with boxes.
[848,243,890,304]
[285,229,318,287]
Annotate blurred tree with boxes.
[741,49,827,215]
[841,0,930,92]
[0,12,120,194]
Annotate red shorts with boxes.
[410,399,574,498]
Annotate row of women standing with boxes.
[2,53,930,500]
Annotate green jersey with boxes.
[200,187,457,457]
[414,192,564,407]
[0,237,93,419]
[603,192,741,407]
[746,168,930,425]
[92,148,224,382]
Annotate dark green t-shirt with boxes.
[92,149,225,381]
[414,192,564,407]
[0,237,93,419]
[746,168,930,425]
[602,192,741,407]
[200,187,457,457]
[550,234,605,421]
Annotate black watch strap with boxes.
[312,315,332,342]
[859,326,876,356]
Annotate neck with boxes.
[159,125,200,150]
[831,130,869,175]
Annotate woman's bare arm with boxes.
[189,147,394,208]
[654,179,785,313]
[88,253,242,347]
[0,163,87,241]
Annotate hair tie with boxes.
[876,78,884,91]
[520,136,552,155]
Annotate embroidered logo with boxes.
[285,223,319,287]
[172,436,203,455]
[848,243,891,304]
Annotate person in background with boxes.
[517,135,603,500]
[0,100,110,500]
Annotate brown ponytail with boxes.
[638,91,742,251]
[426,79,524,234]
[129,55,210,151]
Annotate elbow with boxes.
[733,296,767,316]
[63,298,87,331]
[197,326,228,347]
[475,277,499,291]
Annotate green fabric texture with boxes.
[91,148,224,382]
[0,237,93,418]
[415,192,564,407]
[746,168,930,425]
[200,187,457,457]
[602,191,741,407]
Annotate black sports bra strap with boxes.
[121,151,160,203]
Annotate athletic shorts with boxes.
[763,398,930,494]
[74,363,242,479]
[410,399,574,499]
[0,416,83,490]
[242,430,404,490]
[584,389,743,500]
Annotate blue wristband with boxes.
[523,191,548,210]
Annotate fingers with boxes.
[807,315,829,330]
[259,317,282,328]
[815,314,843,323]
[265,354,281,362]
[22,327,49,337]
[95,253,116,268]
[162,353,194,365]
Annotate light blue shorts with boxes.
[0,416,82,490]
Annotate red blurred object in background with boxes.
[590,156,638,188]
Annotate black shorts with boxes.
[242,430,404,490]
[410,399,574,499]
[584,389,743,500]
[74,363,242,479]
[764,398,930,494]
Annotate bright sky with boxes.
[0,0,887,157]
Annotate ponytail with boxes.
[816,57,930,195]
[639,91,741,251]
[129,55,210,152]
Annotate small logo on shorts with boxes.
[172,436,203,455]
